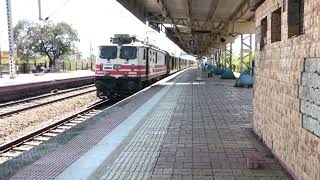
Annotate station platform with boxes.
[0,70,95,102]
[0,70,95,87]
[0,68,292,180]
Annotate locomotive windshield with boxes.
[100,46,117,59]
[120,46,137,59]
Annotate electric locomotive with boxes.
[95,34,193,99]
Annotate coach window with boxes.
[155,52,158,64]
[149,51,152,61]
[174,58,177,69]
[143,49,146,60]
[171,57,174,69]
[288,0,304,38]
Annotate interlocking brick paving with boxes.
[1,69,293,180]
[150,73,292,180]
[94,70,292,180]
[0,85,164,180]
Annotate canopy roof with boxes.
[117,0,262,55]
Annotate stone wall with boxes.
[253,0,320,179]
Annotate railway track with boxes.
[0,85,96,118]
[0,99,109,164]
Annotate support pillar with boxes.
[235,34,254,87]
[224,47,227,70]
[221,43,236,79]
[196,56,203,81]
[218,49,223,68]
[225,43,233,70]
[216,50,219,67]
[6,0,16,78]
[212,49,225,75]
[240,34,253,74]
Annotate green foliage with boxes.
[221,53,255,72]
[13,20,36,62]
[14,20,79,68]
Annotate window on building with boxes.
[271,8,281,42]
[288,0,304,38]
[260,17,268,50]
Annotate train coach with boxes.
[95,34,195,99]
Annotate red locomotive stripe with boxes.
[120,65,146,70]
[96,71,146,76]
[110,71,145,76]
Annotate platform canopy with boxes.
[116,0,263,56]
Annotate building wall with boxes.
[0,51,9,63]
[253,0,320,179]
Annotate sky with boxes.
[0,0,254,59]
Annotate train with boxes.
[95,34,195,99]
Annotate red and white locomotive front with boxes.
[95,45,146,78]
[95,44,146,98]
[95,34,168,99]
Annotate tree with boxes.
[14,20,79,69]
[14,20,37,62]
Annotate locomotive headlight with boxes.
[100,63,103,71]
[131,64,135,71]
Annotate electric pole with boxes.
[38,0,43,20]
[6,0,16,78]
[90,41,93,71]
[0,45,2,78]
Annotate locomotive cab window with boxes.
[100,46,117,59]
[120,46,137,59]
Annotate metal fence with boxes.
[0,60,95,74]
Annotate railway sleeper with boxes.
[50,129,65,133]
[33,136,50,141]
[24,141,42,146]
[58,126,72,129]
[42,133,58,137]
[1,151,22,157]
[64,123,78,126]
[12,146,32,152]
[70,120,83,123]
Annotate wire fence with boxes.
[0,60,95,74]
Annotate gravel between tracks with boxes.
[0,92,100,146]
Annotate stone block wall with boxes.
[253,0,320,179]
[300,58,320,137]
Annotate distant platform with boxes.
[0,71,95,102]
[0,70,95,87]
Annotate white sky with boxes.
[0,0,254,58]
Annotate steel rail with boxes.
[0,88,96,117]
[0,84,95,108]
[0,99,108,154]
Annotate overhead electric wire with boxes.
[44,0,72,20]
